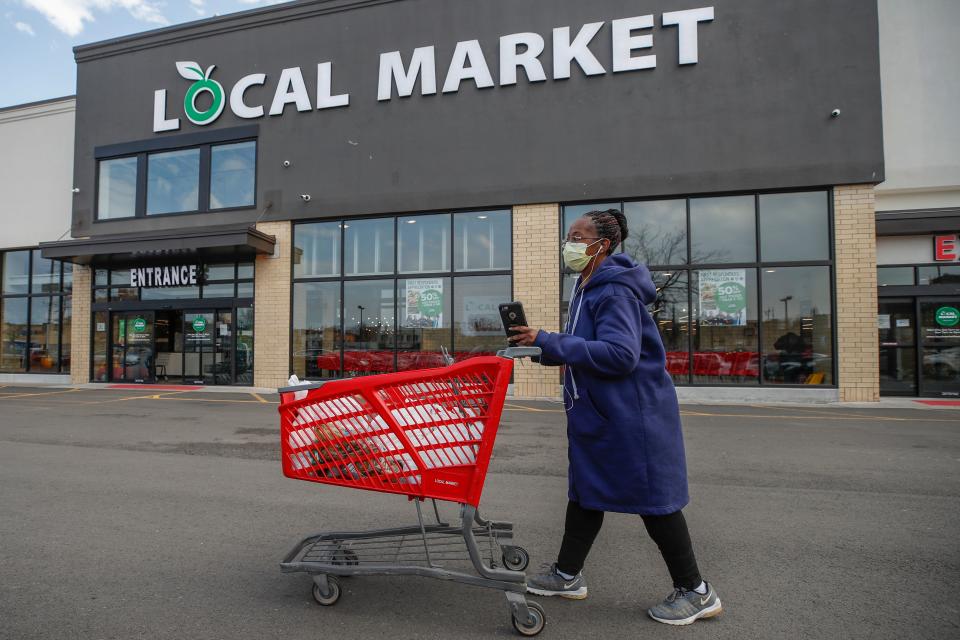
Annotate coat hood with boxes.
[582,253,657,304]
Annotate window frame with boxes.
[560,186,837,389]
[290,208,513,379]
[0,248,72,374]
[93,126,258,222]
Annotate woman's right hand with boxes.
[508,326,539,347]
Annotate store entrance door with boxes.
[111,312,155,383]
[878,299,917,396]
[919,298,960,397]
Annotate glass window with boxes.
[878,267,915,287]
[454,275,511,359]
[29,296,60,373]
[238,262,254,279]
[210,141,256,209]
[564,203,620,232]
[759,191,829,261]
[398,214,450,273]
[345,218,394,276]
[237,282,254,298]
[62,263,73,294]
[761,266,833,385]
[344,280,395,376]
[94,289,108,303]
[93,311,108,381]
[2,251,30,294]
[1,298,28,372]
[918,265,960,285]
[455,210,511,272]
[97,157,138,219]
[294,222,340,278]
[235,306,254,385]
[31,250,60,294]
[292,281,341,379]
[692,269,760,384]
[398,277,451,371]
[147,148,200,215]
[110,287,139,301]
[624,200,687,266]
[690,195,756,264]
[95,269,109,286]
[202,283,234,298]
[141,285,199,300]
[204,263,235,281]
[61,295,71,373]
[111,269,131,286]
[651,271,691,384]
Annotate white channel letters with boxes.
[154,6,714,131]
[130,265,198,288]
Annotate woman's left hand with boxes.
[508,326,539,346]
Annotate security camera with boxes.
[830,108,841,118]
[300,194,311,202]
[282,160,291,168]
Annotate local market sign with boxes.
[130,265,198,288]
[936,306,960,327]
[154,6,714,132]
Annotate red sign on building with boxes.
[934,235,958,261]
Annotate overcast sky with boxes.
[1,0,289,108]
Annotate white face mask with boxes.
[562,240,602,272]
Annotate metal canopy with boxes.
[39,224,275,266]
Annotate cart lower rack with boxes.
[278,347,546,636]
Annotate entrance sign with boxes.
[935,306,959,327]
[130,265,198,288]
[699,270,747,326]
[154,6,714,131]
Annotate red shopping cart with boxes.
[278,347,546,636]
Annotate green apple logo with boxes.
[177,61,225,126]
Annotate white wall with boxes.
[0,97,75,248]
[875,0,960,211]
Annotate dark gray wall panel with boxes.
[72,0,883,236]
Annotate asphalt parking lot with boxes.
[0,385,958,640]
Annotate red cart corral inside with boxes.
[278,347,547,636]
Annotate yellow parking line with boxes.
[153,395,276,404]
[503,403,563,413]
[0,388,82,400]
[250,392,269,404]
[76,389,197,405]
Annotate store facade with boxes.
[37,0,889,400]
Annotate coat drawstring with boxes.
[564,281,587,401]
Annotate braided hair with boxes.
[583,208,628,255]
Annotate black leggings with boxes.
[556,500,702,590]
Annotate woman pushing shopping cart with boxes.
[277,346,547,636]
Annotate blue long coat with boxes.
[534,253,689,515]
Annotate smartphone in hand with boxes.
[498,302,528,337]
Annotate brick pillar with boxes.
[70,265,91,384]
[254,221,292,389]
[512,203,561,399]
[833,185,879,402]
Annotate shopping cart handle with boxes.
[496,346,542,359]
[277,381,330,394]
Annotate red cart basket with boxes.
[278,347,546,636]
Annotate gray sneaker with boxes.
[647,582,722,625]
[526,563,588,599]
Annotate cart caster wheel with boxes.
[312,576,341,606]
[512,601,546,636]
[502,546,530,572]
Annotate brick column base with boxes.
[254,221,292,389]
[70,265,91,384]
[834,185,879,402]
[512,203,561,399]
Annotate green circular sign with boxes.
[417,289,443,318]
[132,317,147,333]
[935,306,959,327]
[192,317,208,332]
[184,78,224,126]
[716,282,747,314]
